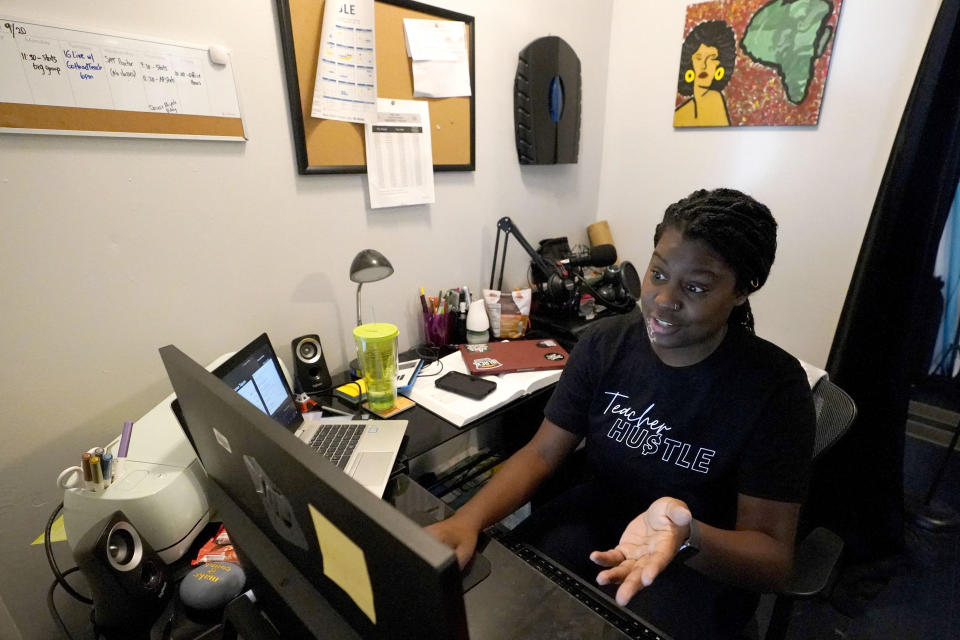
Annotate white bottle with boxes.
[465,299,490,344]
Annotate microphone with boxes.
[559,244,617,268]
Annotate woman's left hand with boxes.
[589,497,692,605]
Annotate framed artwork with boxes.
[674,0,844,127]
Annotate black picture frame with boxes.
[275,0,476,175]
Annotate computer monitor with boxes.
[160,344,469,639]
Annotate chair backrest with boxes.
[810,379,857,461]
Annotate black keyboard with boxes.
[308,423,364,469]
[503,539,670,640]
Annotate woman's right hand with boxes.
[425,515,480,569]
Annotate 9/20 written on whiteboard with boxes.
[0,18,241,117]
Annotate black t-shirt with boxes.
[544,313,815,529]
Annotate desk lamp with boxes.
[349,249,394,326]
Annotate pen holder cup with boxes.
[423,311,454,346]
[353,323,399,413]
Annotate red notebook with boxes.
[459,339,570,375]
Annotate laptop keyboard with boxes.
[308,423,364,469]
[503,539,668,639]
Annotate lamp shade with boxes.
[349,249,394,284]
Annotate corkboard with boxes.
[0,103,244,137]
[276,0,474,174]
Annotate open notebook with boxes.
[403,351,563,427]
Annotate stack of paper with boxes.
[403,18,472,98]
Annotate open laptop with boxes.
[208,333,406,497]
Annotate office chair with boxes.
[760,378,857,640]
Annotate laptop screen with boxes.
[214,333,301,429]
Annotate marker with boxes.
[116,420,133,478]
[118,421,134,458]
[100,452,114,485]
[81,453,93,491]
[90,455,103,491]
[419,287,429,315]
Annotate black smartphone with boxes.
[435,371,497,400]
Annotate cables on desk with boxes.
[45,502,92,605]
[44,501,92,640]
[47,568,79,640]
[414,344,445,378]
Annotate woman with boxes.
[427,188,815,639]
[674,21,737,127]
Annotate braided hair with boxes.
[653,188,778,333]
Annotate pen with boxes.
[321,405,354,418]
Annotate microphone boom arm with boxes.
[490,216,558,290]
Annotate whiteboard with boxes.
[0,16,246,140]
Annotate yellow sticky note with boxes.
[32,514,67,545]
[308,503,376,624]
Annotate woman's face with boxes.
[691,43,721,89]
[640,227,746,367]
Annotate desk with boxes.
[389,475,644,639]
[327,355,554,484]
[399,385,553,480]
[14,348,562,639]
[43,476,640,640]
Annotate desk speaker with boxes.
[72,510,172,632]
[292,334,332,395]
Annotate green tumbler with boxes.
[353,323,399,412]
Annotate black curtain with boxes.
[814,0,960,563]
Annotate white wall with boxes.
[0,3,614,634]
[0,0,614,468]
[598,0,943,367]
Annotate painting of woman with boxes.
[673,20,737,127]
